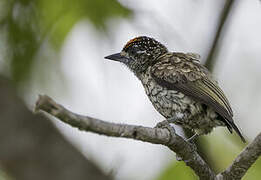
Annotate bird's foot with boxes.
[154,120,176,142]
[155,120,169,128]
[176,154,183,161]
[184,134,198,152]
[176,135,198,161]
[155,116,180,128]
[186,134,199,143]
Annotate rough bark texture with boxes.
[217,133,261,180]
[35,95,261,180]
[0,77,111,180]
[35,94,216,179]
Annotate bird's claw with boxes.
[176,155,183,161]
[186,134,199,143]
[155,120,170,128]
[155,121,198,161]
[176,136,198,161]
[185,134,198,151]
[155,120,176,143]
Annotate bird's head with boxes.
[105,36,168,76]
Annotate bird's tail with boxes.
[227,120,246,143]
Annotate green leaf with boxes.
[37,0,132,48]
[0,0,131,84]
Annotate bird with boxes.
[105,36,245,143]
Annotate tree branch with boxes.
[217,132,261,180]
[35,95,261,180]
[35,95,215,180]
[204,0,235,71]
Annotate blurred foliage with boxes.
[0,0,131,84]
[0,169,10,180]
[36,0,131,48]
[0,0,260,179]
[0,0,131,177]
[156,161,197,180]
[244,158,261,180]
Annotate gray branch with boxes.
[217,132,261,180]
[35,95,261,180]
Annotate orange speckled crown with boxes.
[123,36,144,50]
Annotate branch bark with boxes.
[35,95,215,180]
[35,95,261,180]
[217,132,261,180]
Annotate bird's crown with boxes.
[119,36,168,76]
[122,36,167,53]
[123,37,143,50]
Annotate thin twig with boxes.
[204,0,235,71]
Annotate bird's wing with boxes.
[150,52,245,142]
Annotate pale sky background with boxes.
[28,0,261,179]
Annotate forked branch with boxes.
[35,95,260,180]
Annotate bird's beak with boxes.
[104,53,130,63]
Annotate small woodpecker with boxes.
[105,36,245,143]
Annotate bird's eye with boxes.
[128,47,137,55]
